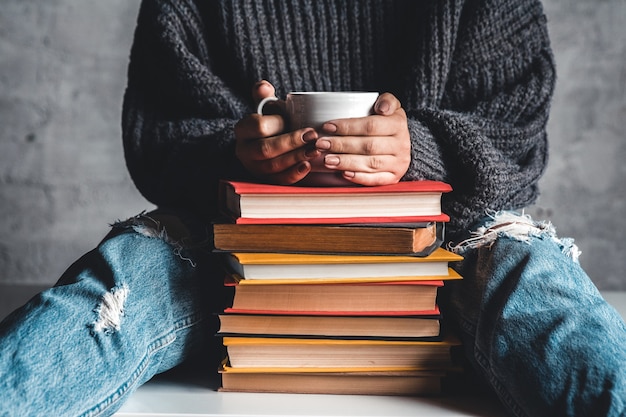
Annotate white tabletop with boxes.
[114,373,507,416]
[114,291,626,417]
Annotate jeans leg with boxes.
[445,211,626,417]
[0,212,225,417]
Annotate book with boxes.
[219,179,452,224]
[219,364,445,395]
[224,247,463,280]
[218,310,442,340]
[213,222,443,256]
[225,279,443,314]
[222,336,462,369]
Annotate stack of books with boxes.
[213,179,463,396]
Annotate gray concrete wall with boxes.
[1,0,625,289]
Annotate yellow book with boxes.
[231,267,462,285]
[225,247,463,280]
[218,356,454,396]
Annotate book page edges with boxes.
[228,268,462,285]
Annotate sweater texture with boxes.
[122,0,555,242]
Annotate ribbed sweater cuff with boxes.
[402,118,447,182]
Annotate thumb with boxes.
[374,92,402,116]
[252,80,276,103]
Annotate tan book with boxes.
[223,336,462,370]
[225,279,443,314]
[218,311,441,340]
[219,364,445,396]
[213,222,442,255]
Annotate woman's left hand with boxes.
[315,92,411,186]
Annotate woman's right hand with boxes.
[234,80,320,185]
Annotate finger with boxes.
[245,129,318,161]
[373,92,402,116]
[263,161,313,186]
[322,109,406,137]
[323,153,401,174]
[247,144,318,181]
[252,80,276,102]
[315,135,400,156]
[341,170,401,187]
[235,113,285,140]
[252,81,286,116]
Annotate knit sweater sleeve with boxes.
[401,0,555,240]
[122,0,251,218]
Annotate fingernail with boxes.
[343,171,355,178]
[305,147,319,158]
[322,123,337,133]
[302,130,317,142]
[316,139,331,150]
[297,162,309,173]
[376,101,390,113]
[325,155,340,166]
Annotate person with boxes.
[1,0,624,416]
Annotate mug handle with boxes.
[256,96,280,115]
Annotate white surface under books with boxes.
[113,377,506,417]
[114,291,626,417]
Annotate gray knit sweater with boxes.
[122,0,555,242]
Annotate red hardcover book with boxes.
[219,180,451,224]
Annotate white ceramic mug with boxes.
[257,91,379,186]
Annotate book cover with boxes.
[213,221,444,256]
[219,179,452,224]
[222,307,442,316]
[224,247,463,280]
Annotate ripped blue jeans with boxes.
[0,210,226,417]
[0,210,624,417]
[445,211,626,417]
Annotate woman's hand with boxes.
[315,92,411,186]
[234,80,321,185]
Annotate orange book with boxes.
[219,179,451,224]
